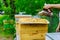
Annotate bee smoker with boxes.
[38,8,53,17]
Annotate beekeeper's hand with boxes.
[44,4,60,9]
[43,4,53,9]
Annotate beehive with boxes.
[16,18,49,40]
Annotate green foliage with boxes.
[0,15,15,35]
[45,0,60,4]
[15,0,45,15]
[0,15,9,25]
[0,0,45,15]
[0,0,15,36]
[0,0,4,10]
[0,0,12,15]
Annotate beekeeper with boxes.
[43,4,60,32]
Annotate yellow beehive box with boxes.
[19,18,49,24]
[20,24,48,34]
[16,18,49,40]
[21,33,45,40]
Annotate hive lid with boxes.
[15,15,32,18]
[19,18,49,24]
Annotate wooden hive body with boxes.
[16,18,49,40]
